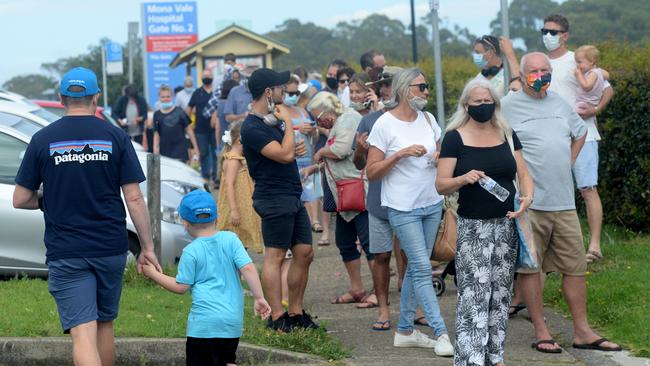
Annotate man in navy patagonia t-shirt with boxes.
[13,67,162,365]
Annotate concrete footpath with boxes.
[248,225,649,366]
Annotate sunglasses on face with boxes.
[410,83,430,92]
[541,28,566,36]
[285,91,300,97]
[338,79,349,85]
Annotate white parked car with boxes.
[0,105,206,276]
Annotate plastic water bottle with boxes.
[479,176,510,202]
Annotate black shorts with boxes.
[253,195,312,249]
[186,337,239,366]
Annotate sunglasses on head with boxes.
[541,28,566,36]
[285,91,300,97]
[410,83,430,92]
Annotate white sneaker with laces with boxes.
[434,334,454,357]
[393,329,436,348]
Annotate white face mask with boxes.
[408,96,427,111]
[543,34,561,51]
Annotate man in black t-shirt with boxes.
[13,67,161,364]
[188,68,217,185]
[240,68,320,332]
[153,85,198,161]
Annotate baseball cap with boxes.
[60,67,101,97]
[366,66,403,86]
[307,79,322,92]
[248,68,291,99]
[178,190,218,224]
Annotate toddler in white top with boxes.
[574,45,608,118]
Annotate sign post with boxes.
[430,0,445,129]
[128,22,139,84]
[105,42,124,76]
[101,44,108,108]
[141,2,198,106]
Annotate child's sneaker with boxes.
[434,334,454,357]
[266,312,292,332]
[393,329,436,348]
[289,310,324,331]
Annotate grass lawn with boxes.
[0,263,349,361]
[543,222,650,357]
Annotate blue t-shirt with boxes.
[176,231,252,338]
[223,85,252,117]
[14,115,145,261]
[217,99,229,137]
[355,110,386,220]
[240,114,302,200]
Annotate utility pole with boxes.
[429,0,445,128]
[500,0,511,84]
[101,42,108,109]
[410,0,418,64]
[128,22,139,84]
[147,154,161,261]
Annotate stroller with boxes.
[432,260,456,296]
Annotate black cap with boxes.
[248,68,291,99]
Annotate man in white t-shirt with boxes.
[542,14,613,260]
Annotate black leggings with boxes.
[335,210,374,262]
[186,337,239,366]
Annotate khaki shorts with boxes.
[517,209,587,276]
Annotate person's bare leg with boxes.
[96,321,115,366]
[393,238,406,291]
[281,258,291,305]
[372,252,391,323]
[305,201,319,227]
[562,275,620,349]
[518,272,560,351]
[70,321,101,366]
[287,244,314,315]
[344,259,364,294]
[262,247,288,320]
[320,209,331,242]
[581,188,603,255]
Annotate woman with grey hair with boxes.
[302,92,377,307]
[436,79,534,366]
[366,68,453,357]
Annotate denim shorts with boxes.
[368,213,393,254]
[573,141,599,189]
[253,195,312,249]
[48,253,127,333]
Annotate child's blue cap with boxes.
[60,67,101,97]
[178,190,218,224]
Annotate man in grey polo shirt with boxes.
[502,52,621,353]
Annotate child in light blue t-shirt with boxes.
[143,190,270,366]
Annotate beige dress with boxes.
[217,152,263,253]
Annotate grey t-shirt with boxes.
[355,110,386,220]
[501,90,587,211]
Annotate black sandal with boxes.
[508,303,526,318]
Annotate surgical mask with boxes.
[543,34,561,51]
[526,72,552,93]
[261,95,280,126]
[349,101,366,111]
[326,77,338,90]
[472,52,487,69]
[160,101,174,109]
[408,96,428,111]
[283,94,298,106]
[202,77,213,85]
[467,103,495,123]
[184,87,193,93]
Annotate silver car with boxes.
[0,110,205,276]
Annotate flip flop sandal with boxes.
[372,320,391,331]
[508,303,527,318]
[311,222,324,233]
[573,338,622,351]
[331,291,366,304]
[356,292,378,308]
[414,316,428,326]
[532,339,563,354]
[318,239,330,246]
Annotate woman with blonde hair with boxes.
[436,79,534,366]
[303,91,377,307]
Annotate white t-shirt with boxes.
[549,50,607,142]
[367,110,443,211]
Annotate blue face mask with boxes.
[472,52,487,69]
[284,94,298,106]
[184,87,193,93]
[160,101,174,109]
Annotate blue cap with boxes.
[60,67,101,97]
[308,79,322,92]
[178,190,218,224]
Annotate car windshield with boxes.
[31,107,60,123]
[0,111,41,136]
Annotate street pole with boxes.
[101,43,108,109]
[128,22,139,84]
[500,0,511,85]
[147,153,161,261]
[430,0,445,129]
[410,0,418,64]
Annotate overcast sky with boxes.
[0,0,509,84]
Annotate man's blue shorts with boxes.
[47,253,127,333]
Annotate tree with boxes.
[2,74,57,99]
[490,0,559,51]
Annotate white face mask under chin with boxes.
[543,34,561,51]
[408,94,427,111]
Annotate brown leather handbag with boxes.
[432,194,458,262]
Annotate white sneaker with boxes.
[393,329,436,348]
[434,334,454,357]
